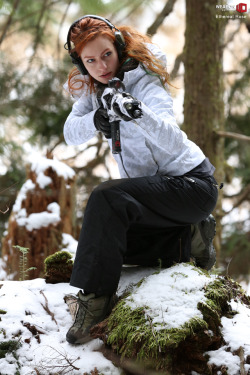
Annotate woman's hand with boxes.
[93,107,111,138]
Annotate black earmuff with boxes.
[64,15,126,76]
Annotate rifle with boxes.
[106,78,142,154]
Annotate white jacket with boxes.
[63,44,205,178]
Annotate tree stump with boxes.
[1,156,76,280]
[91,263,250,375]
[44,250,73,284]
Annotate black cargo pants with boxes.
[70,174,218,295]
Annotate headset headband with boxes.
[64,14,120,52]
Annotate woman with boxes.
[63,15,219,345]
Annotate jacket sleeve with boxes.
[132,73,187,154]
[63,92,98,145]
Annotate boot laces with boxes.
[73,297,94,326]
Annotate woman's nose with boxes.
[98,59,107,70]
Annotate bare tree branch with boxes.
[61,136,104,164]
[73,146,111,174]
[2,1,64,42]
[111,0,145,24]
[238,346,247,375]
[47,134,65,154]
[40,290,58,326]
[0,206,9,214]
[224,184,250,214]
[215,130,250,143]
[147,0,178,36]
[0,0,20,45]
[0,182,19,195]
[221,23,241,49]
[223,70,241,75]
[28,0,50,64]
[56,0,73,59]
[170,52,184,79]
[35,345,80,374]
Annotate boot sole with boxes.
[66,332,92,345]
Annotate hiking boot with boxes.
[66,291,117,345]
[191,214,216,270]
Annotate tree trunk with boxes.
[183,0,226,258]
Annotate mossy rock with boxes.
[44,250,73,284]
[91,263,250,375]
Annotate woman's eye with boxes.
[104,51,112,57]
[86,59,94,64]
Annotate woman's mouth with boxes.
[100,72,112,79]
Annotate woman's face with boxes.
[80,35,119,84]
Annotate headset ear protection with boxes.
[64,15,126,76]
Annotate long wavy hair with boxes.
[67,17,170,95]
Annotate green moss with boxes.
[0,328,6,338]
[199,276,250,333]
[105,268,249,372]
[203,276,249,313]
[107,299,207,370]
[135,277,146,288]
[171,271,188,279]
[44,250,73,272]
[0,310,7,314]
[0,340,21,359]
[205,278,231,305]
[198,300,221,330]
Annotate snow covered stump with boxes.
[1,156,76,280]
[91,263,250,375]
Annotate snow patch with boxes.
[0,279,121,375]
[15,202,61,231]
[207,346,241,375]
[61,233,78,258]
[125,263,212,329]
[12,179,35,213]
[31,156,75,188]
[0,264,249,374]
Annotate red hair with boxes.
[67,18,170,95]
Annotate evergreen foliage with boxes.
[0,340,21,359]
[12,245,37,281]
[0,339,22,374]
